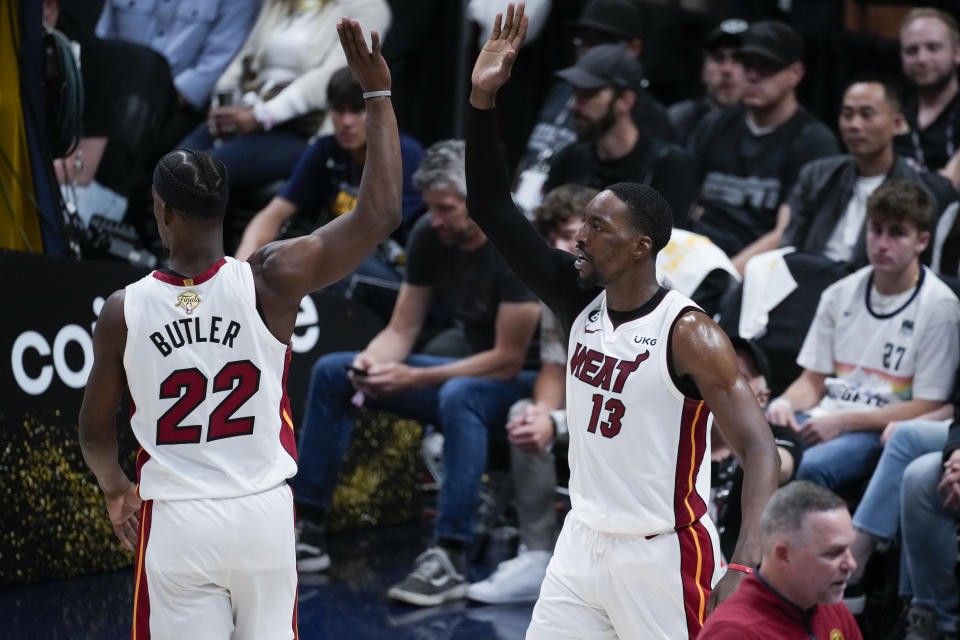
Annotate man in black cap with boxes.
[513,0,676,211]
[543,43,697,222]
[668,18,748,146]
[690,20,838,274]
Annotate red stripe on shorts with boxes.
[278,345,298,462]
[131,500,154,639]
[677,520,716,639]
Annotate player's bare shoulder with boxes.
[96,289,128,343]
[670,310,738,382]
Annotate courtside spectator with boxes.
[668,19,747,146]
[544,45,696,223]
[894,8,960,187]
[292,140,541,609]
[781,80,955,268]
[766,181,960,493]
[690,20,838,273]
[179,0,392,196]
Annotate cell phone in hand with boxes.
[345,365,368,376]
[214,90,235,107]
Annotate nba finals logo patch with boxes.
[830,630,845,640]
[175,291,202,315]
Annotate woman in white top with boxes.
[178,0,391,194]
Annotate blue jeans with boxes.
[852,420,949,540]
[291,351,537,543]
[795,431,884,491]
[178,125,308,191]
[901,451,959,633]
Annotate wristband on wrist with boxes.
[362,90,391,99]
[727,563,754,575]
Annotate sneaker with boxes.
[467,549,551,604]
[842,582,865,615]
[905,606,952,640]
[387,547,468,606]
[295,519,330,572]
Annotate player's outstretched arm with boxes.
[249,17,401,304]
[465,3,589,323]
[78,290,142,550]
[671,312,779,609]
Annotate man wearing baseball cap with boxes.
[690,20,838,274]
[668,18,748,145]
[543,44,697,222]
[513,0,677,211]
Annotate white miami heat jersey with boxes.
[566,289,712,535]
[123,257,298,501]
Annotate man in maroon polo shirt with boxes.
[700,481,863,640]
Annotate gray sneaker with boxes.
[387,547,468,607]
[905,606,955,640]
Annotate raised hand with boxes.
[336,17,390,93]
[470,3,528,107]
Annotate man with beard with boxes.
[668,18,748,146]
[895,8,960,186]
[292,139,543,608]
[544,44,697,225]
[690,21,838,274]
[467,6,780,636]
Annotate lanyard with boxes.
[911,100,957,169]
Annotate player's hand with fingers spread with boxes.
[336,16,390,95]
[105,481,142,551]
[470,2,528,108]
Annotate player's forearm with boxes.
[354,97,402,239]
[842,398,945,432]
[78,427,131,498]
[731,434,780,567]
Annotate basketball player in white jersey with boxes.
[465,5,781,638]
[78,19,400,639]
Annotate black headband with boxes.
[152,150,229,218]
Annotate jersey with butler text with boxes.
[123,257,298,501]
[566,289,713,535]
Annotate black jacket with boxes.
[780,154,956,268]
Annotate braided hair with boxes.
[153,149,229,218]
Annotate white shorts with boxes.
[526,512,722,640]
[132,483,298,640]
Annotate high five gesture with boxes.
[470,3,528,109]
[336,17,391,94]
